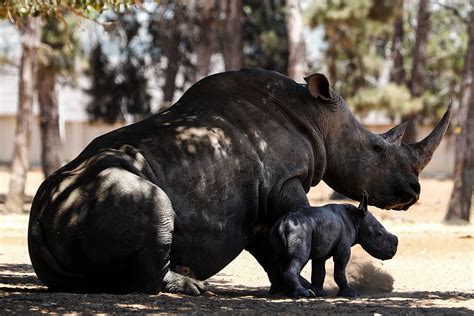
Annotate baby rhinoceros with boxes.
[269,193,398,298]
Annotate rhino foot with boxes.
[291,287,316,298]
[163,271,208,296]
[269,282,287,295]
[337,286,359,298]
[310,287,327,297]
[269,275,311,295]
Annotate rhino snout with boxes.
[389,235,398,257]
[383,235,398,259]
[409,181,421,196]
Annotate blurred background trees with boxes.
[86,10,151,123]
[0,0,471,221]
[3,16,42,213]
[445,7,473,223]
[37,17,79,177]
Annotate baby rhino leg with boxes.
[282,234,315,297]
[310,259,327,297]
[333,249,359,297]
[283,257,315,297]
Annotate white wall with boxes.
[0,115,122,166]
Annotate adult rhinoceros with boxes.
[28,68,450,295]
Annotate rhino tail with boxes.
[28,220,89,292]
[273,221,290,261]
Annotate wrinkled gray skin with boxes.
[269,194,398,298]
[28,68,450,296]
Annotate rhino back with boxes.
[304,206,351,259]
[71,73,310,209]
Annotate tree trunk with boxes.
[5,17,42,213]
[221,0,243,71]
[403,0,430,144]
[327,42,338,85]
[37,68,62,177]
[195,33,214,81]
[445,10,474,223]
[392,3,406,86]
[195,2,219,81]
[162,16,180,108]
[285,0,306,82]
[410,0,429,97]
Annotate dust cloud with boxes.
[323,250,395,295]
[347,254,395,294]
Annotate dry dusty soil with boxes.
[1,170,473,314]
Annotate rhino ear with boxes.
[304,73,332,100]
[358,191,368,216]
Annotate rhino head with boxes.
[304,74,451,210]
[356,193,398,260]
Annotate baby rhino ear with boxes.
[304,73,332,99]
[358,192,368,216]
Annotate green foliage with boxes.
[308,0,467,123]
[422,2,468,120]
[348,83,422,120]
[399,1,468,121]
[308,0,399,96]
[309,0,373,25]
[243,0,288,74]
[148,1,197,92]
[85,44,120,123]
[85,10,151,124]
[0,0,142,20]
[37,15,79,82]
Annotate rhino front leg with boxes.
[310,258,327,297]
[333,248,359,298]
[246,233,288,294]
[247,178,311,294]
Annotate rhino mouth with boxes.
[379,252,397,260]
[392,203,414,211]
[372,195,419,211]
[385,198,418,211]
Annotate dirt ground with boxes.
[1,170,473,314]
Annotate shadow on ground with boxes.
[1,263,472,314]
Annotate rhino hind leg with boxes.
[31,167,206,295]
[247,233,311,295]
[162,270,208,295]
[97,169,207,295]
[129,242,208,295]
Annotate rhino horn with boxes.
[408,102,452,172]
[380,121,408,144]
